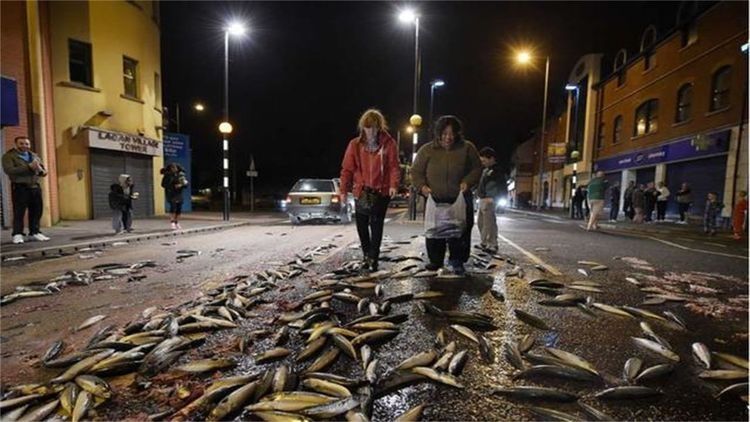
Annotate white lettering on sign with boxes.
[86,127,163,156]
[647,150,666,160]
[617,157,632,165]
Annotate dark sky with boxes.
[161,1,684,195]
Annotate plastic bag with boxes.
[424,193,467,239]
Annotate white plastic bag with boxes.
[424,193,467,239]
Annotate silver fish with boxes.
[623,357,643,382]
[692,342,711,369]
[75,315,107,332]
[394,403,426,422]
[492,386,578,402]
[631,337,680,362]
[595,386,661,400]
[396,350,437,370]
[635,363,675,382]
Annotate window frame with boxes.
[612,115,623,144]
[68,39,93,87]
[596,122,605,150]
[709,66,731,112]
[634,99,659,137]
[123,56,139,99]
[675,83,693,123]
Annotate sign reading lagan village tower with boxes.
[85,127,163,156]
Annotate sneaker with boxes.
[176,223,182,230]
[171,222,178,230]
[114,230,122,235]
[125,228,134,233]
[425,262,442,271]
[12,234,24,244]
[451,264,466,276]
[370,259,379,272]
[31,233,50,242]
[486,246,498,254]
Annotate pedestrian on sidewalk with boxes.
[609,182,620,222]
[412,115,482,275]
[476,147,503,253]
[732,190,747,241]
[2,136,50,244]
[339,108,400,272]
[703,192,724,236]
[676,182,692,224]
[632,184,646,224]
[161,163,188,230]
[118,174,138,232]
[586,170,607,231]
[644,182,658,222]
[109,183,128,234]
[572,186,584,220]
[656,181,670,221]
[623,181,635,220]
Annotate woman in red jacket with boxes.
[340,109,400,271]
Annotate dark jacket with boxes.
[109,184,127,211]
[161,171,187,203]
[477,164,504,199]
[411,139,482,201]
[2,148,47,185]
[610,186,621,205]
[704,200,724,220]
[632,188,645,209]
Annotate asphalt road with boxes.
[0,210,747,421]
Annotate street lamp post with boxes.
[221,21,246,221]
[565,84,579,218]
[399,9,421,220]
[429,79,445,134]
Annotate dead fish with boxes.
[625,277,642,286]
[209,381,259,421]
[527,406,579,422]
[662,311,687,330]
[449,350,469,376]
[504,343,526,370]
[514,365,599,382]
[577,268,588,277]
[641,297,667,306]
[518,335,535,354]
[411,367,464,388]
[0,394,44,411]
[351,329,398,347]
[296,337,327,363]
[544,348,599,376]
[591,303,634,318]
[41,340,65,363]
[176,358,235,373]
[305,347,341,373]
[640,321,672,349]
[624,357,643,382]
[698,370,749,380]
[331,334,357,360]
[514,309,552,331]
[357,298,370,314]
[478,335,495,364]
[74,374,111,398]
[300,396,360,419]
[567,285,604,293]
[577,260,601,266]
[302,378,351,398]
[714,382,749,399]
[413,291,444,300]
[578,402,614,421]
[590,265,608,271]
[360,345,372,371]
[60,383,80,415]
[692,343,711,369]
[712,352,749,370]
[595,386,661,400]
[75,315,107,332]
[2,404,29,421]
[51,349,115,383]
[253,411,312,421]
[492,386,578,402]
[255,348,292,364]
[450,324,479,344]
[622,306,667,323]
[365,359,378,384]
[19,399,60,422]
[396,351,437,370]
[71,390,93,422]
[394,403,426,422]
[635,363,675,382]
[631,337,680,362]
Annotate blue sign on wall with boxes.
[163,132,192,212]
[1,77,19,127]
[594,130,730,173]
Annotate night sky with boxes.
[161,1,683,196]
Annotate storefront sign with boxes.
[547,142,567,163]
[86,127,163,156]
[163,132,192,212]
[594,130,730,172]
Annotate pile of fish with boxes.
[0,260,155,307]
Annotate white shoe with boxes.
[175,223,182,230]
[171,222,177,230]
[12,234,24,244]
[31,233,50,241]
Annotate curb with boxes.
[1,221,252,262]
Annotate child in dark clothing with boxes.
[703,192,724,236]
[109,183,128,234]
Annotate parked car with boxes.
[284,178,353,225]
[389,187,410,208]
[191,188,212,210]
[474,194,509,214]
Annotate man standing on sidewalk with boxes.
[623,181,635,220]
[656,181,670,222]
[2,136,50,244]
[476,147,503,253]
[644,182,658,222]
[609,182,620,222]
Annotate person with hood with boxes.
[476,147,504,253]
[161,163,188,229]
[2,136,49,243]
[623,180,635,220]
[109,183,128,234]
[411,115,482,275]
[339,109,400,272]
[118,174,138,232]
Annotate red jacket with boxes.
[340,131,400,197]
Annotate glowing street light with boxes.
[226,21,247,36]
[194,103,205,112]
[516,50,532,64]
[398,9,417,23]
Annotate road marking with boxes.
[702,241,727,248]
[543,219,565,224]
[497,234,563,276]
[647,236,747,260]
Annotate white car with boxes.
[284,178,354,225]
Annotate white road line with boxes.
[647,236,748,260]
[497,234,563,276]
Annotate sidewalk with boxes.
[1,211,287,260]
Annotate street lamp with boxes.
[165,101,205,133]
[399,9,420,220]
[429,79,445,134]
[516,49,550,210]
[222,20,247,221]
[565,84,580,218]
[194,103,205,112]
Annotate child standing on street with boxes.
[703,192,724,236]
[732,190,747,240]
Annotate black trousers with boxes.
[572,201,584,220]
[355,195,389,261]
[656,201,667,220]
[169,201,183,218]
[610,201,620,220]
[425,192,474,267]
[678,203,690,221]
[644,202,655,221]
[12,184,43,236]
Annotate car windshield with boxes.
[291,180,335,193]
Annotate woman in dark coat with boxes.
[161,163,188,230]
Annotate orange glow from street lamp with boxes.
[406,126,414,134]
[516,50,532,64]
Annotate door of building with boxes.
[90,149,154,219]
[635,167,656,187]
[665,155,727,216]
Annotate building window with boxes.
[596,123,605,149]
[68,39,93,87]
[680,22,698,48]
[675,83,693,123]
[613,115,623,144]
[634,99,658,136]
[643,51,654,71]
[123,56,139,98]
[710,66,731,111]
[617,70,626,87]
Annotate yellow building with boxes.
[50,0,164,219]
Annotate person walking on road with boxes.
[609,182,620,222]
[632,184,646,224]
[644,182,658,222]
[2,136,50,244]
[676,182,692,224]
[339,109,400,272]
[586,171,607,231]
[476,147,503,253]
[703,192,724,236]
[732,190,747,241]
[109,183,128,234]
[656,181,670,221]
[412,115,482,275]
[572,186,584,220]
[623,180,635,220]
[161,163,188,230]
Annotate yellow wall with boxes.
[50,0,163,219]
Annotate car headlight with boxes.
[498,197,508,207]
